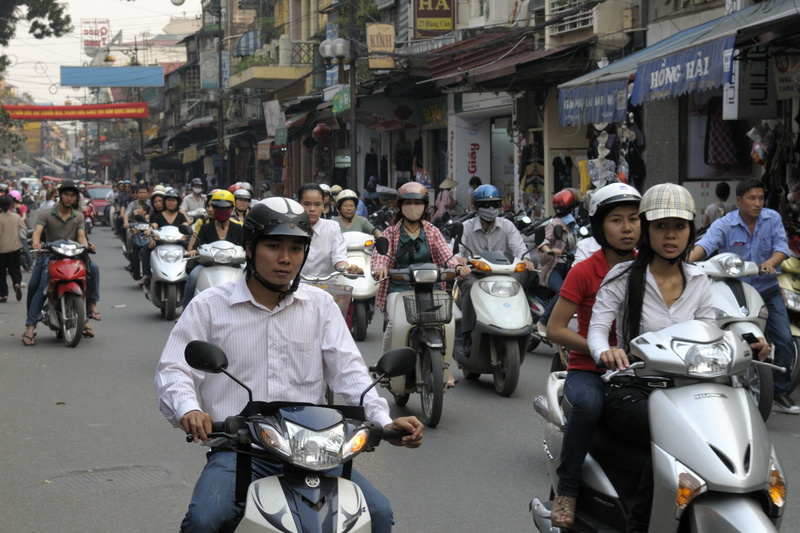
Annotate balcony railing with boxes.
[549,0,593,36]
[291,41,315,64]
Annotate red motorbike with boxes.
[82,204,94,235]
[41,240,89,347]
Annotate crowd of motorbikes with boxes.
[21,180,800,532]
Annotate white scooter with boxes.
[143,225,187,321]
[182,341,416,533]
[341,231,379,341]
[451,227,533,397]
[531,320,787,533]
[179,223,246,296]
[696,252,781,421]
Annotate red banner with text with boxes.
[3,103,148,121]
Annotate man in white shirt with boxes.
[155,197,422,532]
[180,177,206,217]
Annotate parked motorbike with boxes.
[778,250,800,393]
[341,231,379,341]
[531,320,787,533]
[373,236,457,427]
[451,226,532,397]
[39,240,90,347]
[697,252,785,420]
[142,225,187,320]
[125,219,151,280]
[182,340,415,533]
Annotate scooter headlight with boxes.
[478,280,520,297]
[782,288,800,312]
[676,341,732,377]
[254,420,348,471]
[412,269,439,283]
[719,255,745,276]
[675,461,707,518]
[51,242,84,257]
[210,247,234,264]
[158,248,184,263]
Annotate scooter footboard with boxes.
[686,494,779,532]
[239,475,371,532]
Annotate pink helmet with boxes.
[9,190,21,202]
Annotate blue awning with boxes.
[234,30,262,57]
[558,0,800,126]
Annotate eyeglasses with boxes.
[479,201,501,209]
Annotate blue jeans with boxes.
[762,285,794,396]
[556,370,605,497]
[26,256,101,327]
[539,263,567,325]
[183,266,202,308]
[181,448,393,533]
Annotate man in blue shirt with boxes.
[690,178,799,414]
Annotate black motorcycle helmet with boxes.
[243,197,314,297]
[58,179,81,197]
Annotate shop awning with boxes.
[234,30,262,57]
[558,0,800,126]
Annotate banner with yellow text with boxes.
[3,103,149,121]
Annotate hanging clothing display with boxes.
[587,157,617,189]
[552,156,573,193]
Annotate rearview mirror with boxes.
[373,347,416,377]
[178,224,194,236]
[185,340,229,373]
[375,237,389,256]
[553,225,564,241]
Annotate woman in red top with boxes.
[545,183,642,528]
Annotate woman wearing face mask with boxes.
[372,182,471,387]
[183,190,243,308]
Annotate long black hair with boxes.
[608,215,696,350]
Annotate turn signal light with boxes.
[471,260,492,272]
[514,262,526,272]
[769,465,786,507]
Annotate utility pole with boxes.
[216,5,226,188]
[348,0,357,191]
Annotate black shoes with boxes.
[773,395,800,415]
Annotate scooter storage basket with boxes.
[403,294,453,325]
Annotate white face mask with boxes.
[192,187,203,195]
[402,204,425,222]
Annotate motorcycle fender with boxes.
[195,266,244,295]
[238,475,371,533]
[56,282,83,299]
[711,281,767,332]
[686,494,779,533]
[471,275,532,330]
[648,385,773,492]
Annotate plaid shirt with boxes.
[372,219,460,310]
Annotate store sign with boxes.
[723,45,777,120]
[81,19,110,58]
[773,53,800,100]
[274,127,288,147]
[366,24,395,70]
[558,80,628,127]
[3,103,149,120]
[333,89,351,115]
[263,100,284,136]
[414,0,454,39]
[631,36,734,106]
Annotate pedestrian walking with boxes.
[0,195,25,302]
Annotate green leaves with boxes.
[0,0,73,74]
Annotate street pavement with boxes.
[0,224,798,532]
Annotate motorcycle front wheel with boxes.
[353,301,368,342]
[60,293,85,348]
[420,347,444,427]
[745,363,774,421]
[493,338,521,397]
[790,337,800,394]
[164,284,177,321]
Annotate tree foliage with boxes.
[0,0,73,74]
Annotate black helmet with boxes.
[164,188,181,200]
[190,178,204,187]
[58,179,80,197]
[243,197,313,244]
[243,197,313,297]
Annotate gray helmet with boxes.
[190,178,203,187]
[164,188,181,200]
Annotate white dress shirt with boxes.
[302,218,348,277]
[588,261,716,367]
[458,216,530,260]
[155,278,392,432]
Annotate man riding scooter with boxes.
[456,184,536,353]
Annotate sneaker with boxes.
[536,321,548,338]
[773,395,800,415]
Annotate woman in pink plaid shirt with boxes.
[372,182,471,386]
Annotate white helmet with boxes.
[588,183,642,217]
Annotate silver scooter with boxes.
[531,320,787,533]
[143,225,187,320]
[192,238,246,296]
